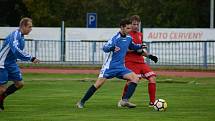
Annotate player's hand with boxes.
[148,54,158,63]
[31,57,40,64]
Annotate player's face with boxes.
[21,21,32,35]
[121,24,132,35]
[131,20,140,32]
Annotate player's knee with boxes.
[15,81,24,89]
[94,79,106,89]
[148,76,156,83]
[149,80,156,83]
[130,77,139,83]
[0,87,6,94]
[94,83,99,88]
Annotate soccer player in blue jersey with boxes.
[0,17,40,111]
[76,18,145,108]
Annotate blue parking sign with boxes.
[87,13,97,28]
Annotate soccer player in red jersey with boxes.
[118,15,158,107]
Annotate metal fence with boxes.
[147,41,215,69]
[0,39,215,69]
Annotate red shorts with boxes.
[125,62,156,79]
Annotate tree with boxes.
[0,0,29,26]
[0,0,211,28]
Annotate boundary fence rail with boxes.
[0,39,214,69]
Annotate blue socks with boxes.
[122,82,137,100]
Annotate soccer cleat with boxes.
[76,101,84,109]
[148,102,154,107]
[117,100,122,107]
[118,99,136,108]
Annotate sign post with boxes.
[87,13,97,28]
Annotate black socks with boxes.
[80,85,97,104]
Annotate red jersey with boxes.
[125,31,145,63]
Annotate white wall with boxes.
[65,28,119,61]
[2,27,215,41]
[0,27,61,40]
[1,27,214,63]
[65,28,119,41]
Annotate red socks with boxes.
[121,82,156,104]
[122,83,128,99]
[148,83,156,103]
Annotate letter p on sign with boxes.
[87,13,97,28]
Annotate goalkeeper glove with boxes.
[148,54,158,63]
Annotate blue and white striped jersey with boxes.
[102,32,142,69]
[0,29,32,68]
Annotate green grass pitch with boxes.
[1,73,215,121]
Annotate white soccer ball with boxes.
[153,99,167,111]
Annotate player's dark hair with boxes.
[19,17,32,27]
[119,18,131,27]
[130,15,141,22]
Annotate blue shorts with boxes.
[0,63,22,85]
[99,67,132,79]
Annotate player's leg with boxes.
[118,62,141,107]
[0,68,8,111]
[122,72,139,100]
[120,62,141,98]
[0,80,24,111]
[141,63,156,106]
[118,71,139,108]
[121,81,129,99]
[0,81,24,99]
[77,67,117,108]
[77,77,107,108]
[0,65,24,111]
[1,65,24,100]
[0,85,7,111]
[147,76,156,106]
